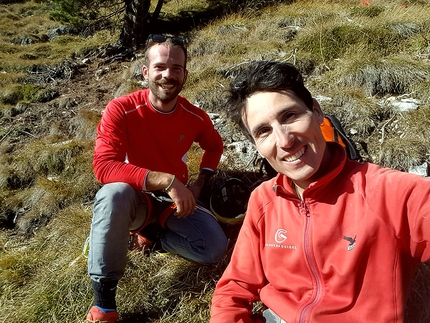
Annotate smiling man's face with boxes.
[244,90,326,188]
[142,44,187,110]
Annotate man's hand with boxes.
[146,169,214,217]
[166,177,196,218]
[146,171,196,218]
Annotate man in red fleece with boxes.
[210,60,430,323]
[85,34,227,323]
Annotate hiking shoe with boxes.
[85,306,118,323]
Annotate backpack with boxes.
[261,115,361,178]
[321,115,361,161]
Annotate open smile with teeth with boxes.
[283,147,305,162]
[160,84,175,90]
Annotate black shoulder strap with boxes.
[325,115,361,161]
[260,158,277,179]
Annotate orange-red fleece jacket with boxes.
[93,89,223,190]
[211,143,430,323]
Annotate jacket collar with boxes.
[272,142,347,199]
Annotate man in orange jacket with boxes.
[210,60,430,323]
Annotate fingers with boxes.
[174,196,196,218]
[166,180,196,217]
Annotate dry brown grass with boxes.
[1,0,430,322]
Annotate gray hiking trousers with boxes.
[88,182,228,282]
[263,309,287,323]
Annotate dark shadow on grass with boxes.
[405,262,430,323]
[148,0,296,36]
[119,313,149,323]
[124,257,233,323]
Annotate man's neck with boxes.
[148,93,177,113]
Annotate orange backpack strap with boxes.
[320,116,346,147]
[321,115,361,161]
[158,203,176,228]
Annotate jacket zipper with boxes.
[299,201,323,323]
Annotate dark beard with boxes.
[148,79,183,103]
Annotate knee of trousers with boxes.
[203,233,228,264]
[190,227,228,264]
[93,182,137,224]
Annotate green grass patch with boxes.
[1,0,430,322]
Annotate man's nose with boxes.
[161,68,172,78]
[274,124,293,149]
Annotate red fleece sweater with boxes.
[93,89,223,190]
[211,143,430,323]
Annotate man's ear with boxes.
[142,65,149,80]
[312,98,324,123]
[183,69,188,84]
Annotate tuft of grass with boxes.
[414,80,430,104]
[0,83,59,105]
[1,1,430,322]
[406,263,430,323]
[1,205,93,323]
[119,254,222,322]
[68,109,100,140]
[338,58,430,96]
[297,23,404,65]
[375,137,427,170]
[0,162,36,191]
[350,5,385,18]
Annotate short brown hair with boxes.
[226,60,313,141]
[143,35,188,69]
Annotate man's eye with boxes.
[282,112,295,122]
[255,127,270,138]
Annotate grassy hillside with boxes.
[1,0,430,322]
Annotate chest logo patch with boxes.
[343,235,357,251]
[266,228,297,250]
[275,229,288,243]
